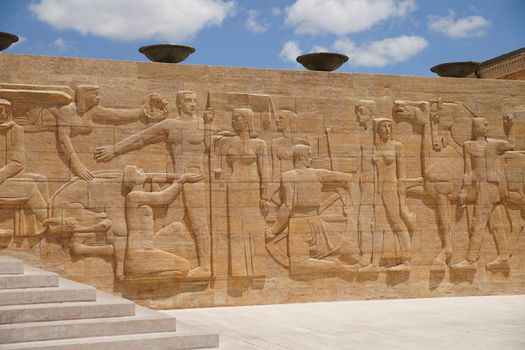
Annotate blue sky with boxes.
[1,0,524,76]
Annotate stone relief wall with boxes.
[0,54,524,308]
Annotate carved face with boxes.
[81,89,100,111]
[0,103,12,123]
[178,92,197,116]
[134,167,147,185]
[231,111,249,132]
[473,118,488,137]
[377,120,392,141]
[276,113,290,132]
[356,105,372,125]
[303,149,313,167]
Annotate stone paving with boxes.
[166,295,525,350]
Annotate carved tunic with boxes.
[221,136,269,278]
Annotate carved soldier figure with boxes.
[354,100,378,271]
[122,165,203,278]
[95,90,212,278]
[0,98,48,236]
[58,85,164,180]
[266,144,360,276]
[452,116,515,271]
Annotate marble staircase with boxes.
[0,256,218,349]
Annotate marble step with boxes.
[0,278,96,306]
[0,330,219,349]
[0,266,58,290]
[0,291,135,324]
[0,257,23,275]
[0,305,176,344]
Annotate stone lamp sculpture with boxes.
[0,32,19,51]
[296,52,349,72]
[139,44,195,63]
[430,61,481,78]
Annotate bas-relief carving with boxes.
[213,108,269,280]
[265,144,360,276]
[0,74,524,307]
[452,116,515,271]
[393,100,524,273]
[95,90,213,279]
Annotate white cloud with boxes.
[428,11,490,38]
[245,9,268,33]
[333,35,427,67]
[312,45,328,52]
[280,41,302,62]
[52,37,73,51]
[285,0,417,36]
[272,7,282,16]
[29,0,235,42]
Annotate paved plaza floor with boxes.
[165,295,525,350]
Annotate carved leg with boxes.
[183,182,211,278]
[452,185,491,271]
[486,205,510,271]
[432,194,453,268]
[288,218,351,276]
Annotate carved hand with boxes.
[94,145,116,162]
[260,199,269,218]
[72,162,94,181]
[264,225,276,241]
[503,113,514,135]
[458,188,468,206]
[178,173,204,184]
[397,178,407,195]
[204,108,214,124]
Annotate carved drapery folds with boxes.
[0,61,524,307]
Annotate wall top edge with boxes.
[4,52,525,85]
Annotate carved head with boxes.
[392,100,430,125]
[176,91,197,117]
[0,98,13,124]
[276,110,297,132]
[373,118,393,145]
[232,108,257,137]
[355,100,376,129]
[292,144,312,168]
[122,165,147,192]
[472,117,488,139]
[76,85,100,114]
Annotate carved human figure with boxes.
[0,98,49,236]
[95,91,212,278]
[215,108,269,279]
[366,118,414,272]
[122,165,203,278]
[452,116,515,271]
[354,100,377,271]
[266,144,360,275]
[271,110,309,182]
[58,85,164,180]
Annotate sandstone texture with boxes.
[0,54,524,309]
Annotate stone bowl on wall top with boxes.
[0,32,19,51]
[430,61,481,78]
[296,52,349,72]
[138,44,195,63]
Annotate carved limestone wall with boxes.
[0,54,524,309]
